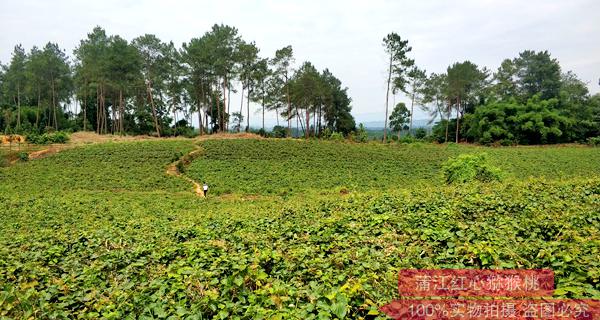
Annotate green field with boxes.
[1,139,599,319]
[187,139,600,195]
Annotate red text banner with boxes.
[398,269,554,297]
[380,299,600,320]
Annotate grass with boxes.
[0,140,196,193]
[0,138,599,319]
[186,139,600,195]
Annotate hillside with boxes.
[1,138,599,319]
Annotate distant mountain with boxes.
[358,119,434,129]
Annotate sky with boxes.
[1,0,599,128]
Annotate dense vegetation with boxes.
[187,139,600,195]
[2,27,598,145]
[0,25,355,139]
[1,138,599,319]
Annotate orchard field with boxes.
[1,138,599,319]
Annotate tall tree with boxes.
[4,45,27,131]
[446,61,486,143]
[236,41,259,132]
[74,27,111,134]
[182,35,215,134]
[271,46,294,137]
[106,36,141,135]
[321,69,355,135]
[203,24,241,132]
[164,41,184,134]
[513,50,561,101]
[132,34,169,137]
[250,58,270,133]
[422,72,450,140]
[289,62,321,139]
[41,42,72,130]
[382,33,413,142]
[404,66,427,133]
[389,102,410,139]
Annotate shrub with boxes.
[18,152,29,162]
[442,153,503,184]
[587,137,600,146]
[354,124,369,143]
[329,132,344,142]
[26,131,70,144]
[414,128,427,139]
[272,125,287,138]
[176,161,185,173]
[399,135,417,144]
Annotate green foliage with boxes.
[0,139,599,318]
[587,137,600,147]
[442,153,503,184]
[25,131,70,144]
[328,132,344,142]
[17,151,28,161]
[414,128,427,139]
[354,124,369,143]
[271,125,287,138]
[186,139,600,195]
[1,140,195,192]
[465,97,572,145]
[389,102,410,134]
[1,166,599,317]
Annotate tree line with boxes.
[383,33,600,144]
[0,24,356,138]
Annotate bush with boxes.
[587,137,600,146]
[442,153,503,184]
[354,124,369,143]
[18,152,29,162]
[414,128,427,139]
[26,131,70,144]
[272,125,287,138]
[399,135,417,144]
[176,161,185,173]
[329,132,345,142]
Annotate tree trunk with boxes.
[444,102,450,143]
[16,85,21,131]
[119,90,124,135]
[246,88,250,132]
[286,75,291,137]
[147,83,161,137]
[455,95,461,143]
[222,77,228,132]
[276,107,280,126]
[409,89,415,134]
[227,84,231,131]
[52,78,58,131]
[83,83,87,131]
[239,83,244,132]
[172,100,178,135]
[111,94,116,134]
[305,107,310,139]
[197,101,203,135]
[215,83,222,132]
[36,88,41,129]
[262,91,265,134]
[383,53,393,142]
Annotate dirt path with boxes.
[166,145,205,197]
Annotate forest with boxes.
[0,24,355,139]
[0,25,599,145]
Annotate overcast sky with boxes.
[1,0,599,127]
